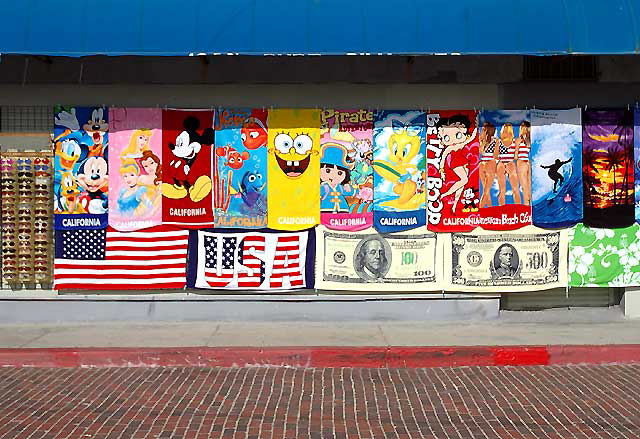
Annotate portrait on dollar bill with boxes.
[443,226,568,292]
[491,243,520,280]
[353,235,392,281]
[315,226,442,291]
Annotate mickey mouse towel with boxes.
[162,109,215,228]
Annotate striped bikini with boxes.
[498,140,515,163]
[480,139,497,161]
[516,140,530,161]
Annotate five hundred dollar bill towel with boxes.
[315,226,441,291]
[442,226,568,292]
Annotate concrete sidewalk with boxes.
[0,306,637,348]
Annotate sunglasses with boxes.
[18,172,33,177]
[2,248,17,254]
[0,165,14,171]
[35,158,50,165]
[1,158,14,165]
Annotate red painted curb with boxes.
[0,345,638,368]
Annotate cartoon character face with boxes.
[60,172,80,197]
[272,130,314,179]
[122,170,139,187]
[241,118,268,150]
[388,125,421,165]
[77,156,108,193]
[136,133,150,151]
[320,164,348,186]
[58,138,82,170]
[463,188,475,200]
[437,125,468,148]
[82,108,108,146]
[216,146,250,170]
[241,171,265,193]
[171,131,201,159]
[141,157,158,175]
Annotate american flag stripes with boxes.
[54,226,189,290]
[193,230,312,290]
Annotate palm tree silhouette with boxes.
[582,148,600,206]
[605,146,623,205]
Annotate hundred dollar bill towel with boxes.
[569,223,640,287]
[320,109,374,231]
[53,106,109,230]
[187,228,315,291]
[108,108,163,231]
[531,109,583,228]
[372,110,426,233]
[583,110,635,228]
[214,108,268,228]
[442,225,568,292]
[267,108,320,231]
[315,226,441,291]
[162,109,215,229]
[425,110,480,232]
[54,226,189,290]
[478,110,532,231]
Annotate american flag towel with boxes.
[54,226,189,290]
[187,229,314,291]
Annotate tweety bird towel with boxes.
[267,108,320,231]
[372,110,426,233]
[161,109,215,229]
[213,108,268,228]
[320,109,374,231]
[108,108,163,231]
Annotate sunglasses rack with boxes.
[0,150,53,291]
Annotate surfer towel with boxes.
[372,110,426,233]
[478,110,532,231]
[161,109,215,229]
[266,108,320,231]
[531,109,583,228]
[108,108,163,231]
[214,108,268,228]
[426,110,480,232]
[582,110,635,228]
[319,108,374,231]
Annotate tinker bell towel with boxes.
[267,108,320,231]
[372,110,426,233]
[320,109,374,231]
[214,108,268,228]
[531,109,583,228]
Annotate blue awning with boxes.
[1,0,639,56]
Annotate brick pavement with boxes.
[0,365,639,439]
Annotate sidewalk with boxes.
[0,307,639,368]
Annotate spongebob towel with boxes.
[214,108,268,228]
[53,106,109,230]
[108,108,163,231]
[267,108,320,231]
[161,109,215,229]
[372,110,426,233]
[320,109,374,231]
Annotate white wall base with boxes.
[622,289,640,319]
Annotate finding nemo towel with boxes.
[372,110,426,233]
[569,223,640,287]
[53,106,109,230]
[108,108,163,231]
[161,109,215,229]
[267,108,320,231]
[426,110,480,232]
[214,108,268,228]
[582,110,634,228]
[320,108,374,231]
[478,110,531,231]
[531,108,583,228]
